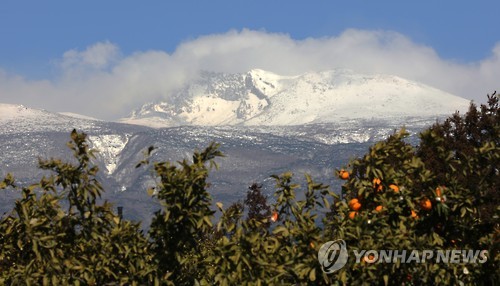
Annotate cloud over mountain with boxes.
[0,29,498,119]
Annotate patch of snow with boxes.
[88,134,130,174]
[119,117,178,128]
[180,95,241,125]
[0,104,46,122]
[59,112,102,121]
[0,103,100,134]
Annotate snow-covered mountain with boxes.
[0,103,140,177]
[0,69,473,226]
[120,69,470,127]
[0,103,368,225]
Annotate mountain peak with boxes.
[120,69,470,127]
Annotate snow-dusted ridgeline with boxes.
[120,69,470,128]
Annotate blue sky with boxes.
[0,1,499,119]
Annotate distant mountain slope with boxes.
[120,69,470,127]
[0,103,144,179]
[0,103,105,134]
[1,101,437,225]
[0,68,472,225]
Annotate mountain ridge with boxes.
[120,69,470,128]
[0,69,473,224]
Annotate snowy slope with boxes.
[0,103,141,175]
[59,112,103,121]
[0,100,460,225]
[0,103,100,133]
[0,69,474,224]
[120,69,470,127]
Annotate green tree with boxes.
[146,142,223,285]
[0,130,153,285]
[326,93,499,285]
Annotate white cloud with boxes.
[0,29,498,119]
[60,41,120,71]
